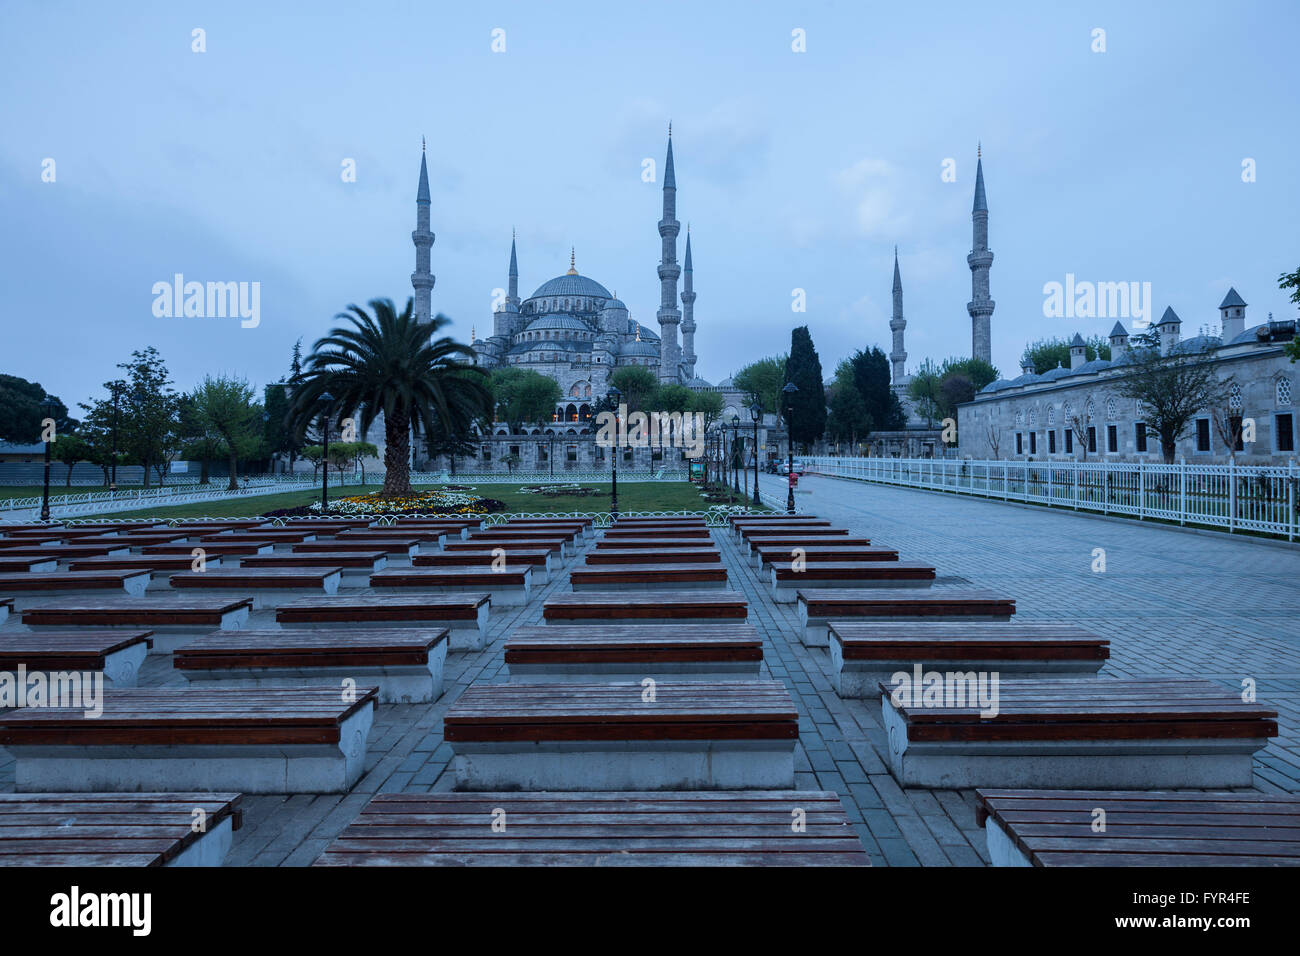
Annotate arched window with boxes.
[1277,378,1293,406]
[1106,398,1117,421]
[1085,398,1096,421]
[1229,384,1243,410]
[1028,408,1037,427]
[1014,410,1024,426]
[1046,406,1055,426]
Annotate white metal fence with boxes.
[804,456,1300,541]
[0,480,318,520]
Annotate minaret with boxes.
[507,229,519,308]
[889,246,908,384]
[411,138,435,324]
[966,145,994,365]
[656,125,682,383]
[680,226,697,381]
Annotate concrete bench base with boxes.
[102,642,151,685]
[5,579,150,610]
[11,705,374,794]
[506,660,761,682]
[180,645,446,704]
[172,580,340,610]
[881,699,1260,789]
[983,817,1033,867]
[452,739,795,791]
[168,814,236,866]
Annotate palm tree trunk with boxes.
[383,408,412,497]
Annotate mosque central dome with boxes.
[529,273,613,299]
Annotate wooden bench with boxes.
[3,527,105,542]
[22,598,253,655]
[770,561,936,603]
[0,793,243,867]
[468,529,577,554]
[584,548,720,566]
[236,551,386,586]
[295,538,421,559]
[313,790,867,866]
[167,567,342,609]
[799,588,1015,646]
[146,541,272,557]
[0,555,59,573]
[0,687,379,793]
[727,513,817,527]
[278,519,373,532]
[0,544,132,560]
[544,590,747,626]
[170,519,266,531]
[412,548,552,583]
[880,678,1278,788]
[603,527,711,540]
[732,519,831,539]
[829,622,1109,697]
[174,628,449,703]
[505,623,762,681]
[338,528,445,547]
[447,537,568,562]
[0,536,64,550]
[0,570,151,608]
[445,680,797,790]
[370,568,531,607]
[68,554,227,586]
[72,533,189,549]
[741,527,849,545]
[754,544,898,569]
[592,537,706,551]
[975,789,1300,867]
[276,594,491,651]
[198,531,317,551]
[569,563,728,591]
[745,535,870,559]
[0,631,155,686]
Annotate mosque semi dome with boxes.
[523,314,591,334]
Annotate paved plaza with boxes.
[2,474,1295,867]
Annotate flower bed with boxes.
[263,488,504,519]
[518,484,601,498]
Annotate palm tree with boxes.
[289,298,490,497]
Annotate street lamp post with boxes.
[783,382,798,514]
[750,401,763,508]
[39,398,56,522]
[109,383,120,495]
[319,391,334,513]
[731,414,742,496]
[606,386,620,518]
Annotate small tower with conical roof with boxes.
[1157,306,1182,355]
[967,145,995,365]
[889,246,908,385]
[1069,332,1087,370]
[1219,288,1248,340]
[1109,321,1129,360]
[411,139,435,324]
[680,227,697,381]
[656,125,682,384]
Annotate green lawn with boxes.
[84,480,766,521]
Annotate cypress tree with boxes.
[783,326,827,448]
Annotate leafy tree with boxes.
[850,347,905,432]
[423,430,477,478]
[608,366,659,413]
[75,386,126,486]
[1279,267,1300,363]
[1114,329,1233,463]
[653,384,695,413]
[1021,336,1110,375]
[940,356,999,392]
[115,348,181,488]
[51,431,89,486]
[299,444,325,481]
[177,393,224,485]
[263,382,294,473]
[688,389,724,432]
[490,367,562,428]
[826,359,870,445]
[733,355,787,418]
[907,359,943,427]
[0,374,72,444]
[938,373,976,420]
[501,451,522,475]
[784,326,826,448]
[289,298,491,498]
[190,376,264,490]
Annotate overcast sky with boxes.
[2,0,1296,411]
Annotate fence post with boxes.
[1228,457,1236,534]
[1290,459,1297,543]
[1073,464,1078,510]
[1179,457,1186,526]
[1138,461,1145,520]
